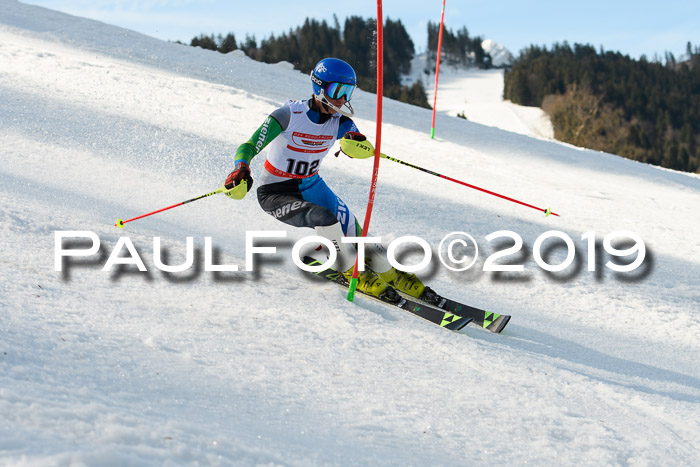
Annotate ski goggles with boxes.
[324,82,356,101]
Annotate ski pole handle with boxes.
[115,186,225,228]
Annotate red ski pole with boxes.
[381,154,558,216]
[113,183,242,228]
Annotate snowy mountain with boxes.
[2,1,699,465]
[482,39,515,67]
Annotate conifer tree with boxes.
[219,33,237,54]
[504,41,700,172]
[191,34,217,51]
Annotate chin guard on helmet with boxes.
[316,89,355,117]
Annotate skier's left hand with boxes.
[342,131,367,141]
[337,132,375,159]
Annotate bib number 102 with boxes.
[285,158,320,176]
[483,230,646,273]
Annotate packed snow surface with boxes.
[405,52,553,139]
[1,1,699,465]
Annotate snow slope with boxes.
[404,52,553,139]
[1,1,699,465]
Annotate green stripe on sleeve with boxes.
[234,115,283,164]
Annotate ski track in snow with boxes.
[1,1,699,465]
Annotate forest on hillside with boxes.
[189,17,429,108]
[187,20,700,173]
[504,42,700,173]
[425,21,490,69]
[187,17,493,109]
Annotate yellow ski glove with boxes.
[338,132,375,159]
[223,161,253,200]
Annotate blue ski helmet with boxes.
[310,58,357,101]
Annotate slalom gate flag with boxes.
[430,0,446,139]
[347,0,385,302]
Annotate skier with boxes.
[223,57,435,302]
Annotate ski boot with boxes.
[378,268,441,305]
[343,268,401,303]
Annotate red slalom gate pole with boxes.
[380,153,559,217]
[347,1,384,302]
[430,0,446,139]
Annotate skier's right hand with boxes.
[223,161,253,200]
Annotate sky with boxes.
[21,0,700,60]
